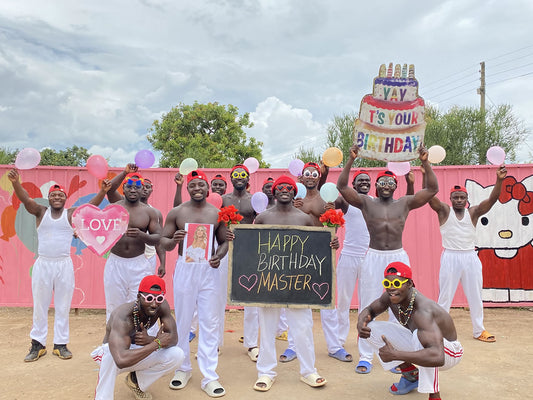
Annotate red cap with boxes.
[303,162,321,175]
[262,177,275,187]
[376,170,397,184]
[450,185,467,194]
[384,262,413,280]
[272,175,297,195]
[211,174,227,184]
[352,169,370,183]
[48,184,67,197]
[138,275,166,295]
[187,170,209,185]
[231,164,250,175]
[122,172,144,185]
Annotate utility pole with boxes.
[477,61,486,112]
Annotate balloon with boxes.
[322,147,343,167]
[288,159,305,176]
[244,157,260,174]
[387,161,411,176]
[486,146,506,165]
[15,148,41,170]
[206,192,223,209]
[294,182,307,199]
[179,158,198,175]
[428,145,446,164]
[134,149,155,169]
[86,155,108,179]
[251,192,269,213]
[319,182,339,202]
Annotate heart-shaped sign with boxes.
[312,282,330,300]
[72,203,129,256]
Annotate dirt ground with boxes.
[2,307,532,399]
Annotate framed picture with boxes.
[183,223,214,263]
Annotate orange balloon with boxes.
[322,147,343,167]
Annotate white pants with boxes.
[438,249,485,337]
[30,256,74,345]
[243,306,259,349]
[173,259,220,388]
[104,253,154,322]
[216,254,229,347]
[335,253,366,345]
[94,343,184,400]
[367,321,463,394]
[257,307,317,379]
[358,248,410,363]
[320,308,343,354]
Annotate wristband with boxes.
[154,338,162,350]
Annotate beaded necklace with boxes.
[132,300,153,332]
[396,289,417,326]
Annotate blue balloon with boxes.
[319,182,339,203]
[295,183,307,199]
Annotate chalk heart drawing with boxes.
[312,282,330,300]
[239,274,258,292]
[72,204,129,256]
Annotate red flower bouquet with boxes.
[319,209,345,228]
[218,205,244,227]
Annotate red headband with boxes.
[211,174,227,184]
[352,170,370,183]
[376,170,397,184]
[48,184,67,197]
[231,164,250,175]
[187,170,209,185]
[384,261,412,280]
[272,175,297,195]
[122,172,145,185]
[262,177,275,187]
[303,162,321,175]
[138,275,166,295]
[450,185,467,194]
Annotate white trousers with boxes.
[367,321,463,394]
[437,249,485,337]
[104,253,154,322]
[257,307,317,379]
[358,248,410,363]
[243,306,259,349]
[94,343,184,399]
[335,253,366,346]
[173,259,220,388]
[216,254,229,347]
[30,256,74,345]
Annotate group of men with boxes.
[9,143,506,399]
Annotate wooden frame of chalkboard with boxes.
[228,224,336,309]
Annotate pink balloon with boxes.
[387,161,411,176]
[135,149,155,169]
[87,155,109,179]
[244,157,260,173]
[15,148,41,170]
[206,192,223,209]
[251,192,269,213]
[288,159,304,176]
[486,146,506,165]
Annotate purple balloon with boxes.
[251,192,269,213]
[135,149,155,169]
[486,146,506,165]
[288,159,304,176]
[15,148,41,170]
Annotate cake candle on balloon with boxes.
[394,64,401,78]
[387,62,393,78]
[402,64,408,79]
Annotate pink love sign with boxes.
[72,204,129,256]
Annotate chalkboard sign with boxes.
[228,224,336,309]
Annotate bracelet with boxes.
[154,338,162,350]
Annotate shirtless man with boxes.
[428,166,507,343]
[104,171,161,321]
[94,275,184,400]
[337,144,438,372]
[222,164,259,362]
[161,170,228,397]
[357,262,463,399]
[250,175,332,391]
[9,169,110,362]
[262,177,276,208]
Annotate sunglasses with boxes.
[377,179,397,188]
[139,293,165,303]
[126,179,143,187]
[382,278,409,289]
[303,170,320,178]
[231,171,249,179]
[275,184,294,192]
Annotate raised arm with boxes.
[336,145,364,209]
[7,169,46,218]
[88,179,112,206]
[173,173,184,207]
[470,165,507,224]
[407,145,438,210]
[405,171,415,195]
[107,163,138,203]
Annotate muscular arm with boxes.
[173,173,184,208]
[88,179,112,206]
[357,292,391,338]
[107,164,137,203]
[160,209,184,251]
[142,209,162,246]
[470,166,507,225]
[407,147,438,210]
[8,169,46,218]
[337,145,364,209]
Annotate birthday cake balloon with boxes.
[354,63,425,161]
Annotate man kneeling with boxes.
[94,275,184,399]
[357,262,463,400]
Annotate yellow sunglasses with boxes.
[231,171,249,179]
[382,278,409,289]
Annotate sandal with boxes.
[279,348,297,363]
[355,360,372,374]
[253,375,274,392]
[300,372,327,388]
[169,371,192,390]
[474,330,496,342]
[328,348,353,362]
[248,347,259,362]
[202,380,225,398]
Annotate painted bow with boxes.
[499,176,533,215]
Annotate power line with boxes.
[489,52,533,69]
[485,44,533,62]
[486,62,533,78]
[488,71,533,86]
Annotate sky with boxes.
[1,0,533,168]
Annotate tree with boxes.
[147,102,269,168]
[424,104,527,165]
[0,147,17,165]
[39,146,91,166]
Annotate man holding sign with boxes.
[8,169,110,362]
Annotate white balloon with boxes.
[387,161,411,176]
[486,146,506,165]
[428,145,446,164]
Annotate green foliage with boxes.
[147,102,269,168]
[424,104,528,165]
[293,146,321,164]
[39,146,91,166]
[0,147,17,165]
